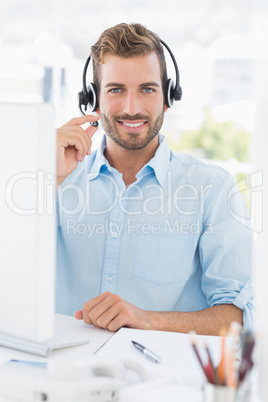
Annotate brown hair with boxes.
[91,23,168,94]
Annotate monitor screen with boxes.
[0,102,56,342]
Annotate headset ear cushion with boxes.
[165,79,175,108]
[78,90,89,108]
[87,82,98,112]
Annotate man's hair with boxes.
[91,23,168,95]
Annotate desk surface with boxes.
[0,314,114,366]
[96,326,222,389]
[0,314,261,402]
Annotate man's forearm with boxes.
[147,304,243,336]
[75,292,243,334]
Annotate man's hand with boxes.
[74,291,152,332]
[74,292,243,335]
[57,115,99,187]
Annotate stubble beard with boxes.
[99,109,165,151]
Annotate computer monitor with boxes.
[0,102,56,343]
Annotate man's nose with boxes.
[122,93,142,115]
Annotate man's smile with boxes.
[117,120,148,131]
[120,121,145,128]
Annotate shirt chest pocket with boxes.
[133,231,194,285]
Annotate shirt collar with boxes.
[88,134,171,186]
[136,134,171,186]
[87,136,109,181]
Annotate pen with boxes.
[9,359,47,367]
[131,340,161,363]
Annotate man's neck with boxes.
[104,136,159,187]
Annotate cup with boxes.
[204,383,237,402]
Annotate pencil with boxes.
[191,337,212,383]
[225,322,241,388]
[217,328,227,385]
[205,343,220,385]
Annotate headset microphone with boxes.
[78,39,182,115]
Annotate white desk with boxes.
[0,314,261,402]
[0,314,114,367]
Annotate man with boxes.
[56,23,254,335]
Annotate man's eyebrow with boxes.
[104,82,125,88]
[104,82,160,88]
[140,82,160,87]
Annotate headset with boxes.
[78,39,182,115]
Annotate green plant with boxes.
[169,110,250,162]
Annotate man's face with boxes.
[98,52,168,151]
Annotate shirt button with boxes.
[105,275,112,282]
[111,231,118,238]
[117,190,122,197]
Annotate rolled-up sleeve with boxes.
[233,280,255,331]
[199,171,255,331]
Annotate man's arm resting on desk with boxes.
[74,291,243,336]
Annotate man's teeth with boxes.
[122,122,144,128]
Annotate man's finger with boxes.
[85,122,99,138]
[83,292,111,312]
[62,114,99,128]
[75,310,94,326]
[74,310,83,320]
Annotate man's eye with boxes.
[143,88,154,93]
[110,88,121,93]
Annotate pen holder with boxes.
[204,383,237,402]
[204,382,251,402]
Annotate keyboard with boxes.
[45,331,89,350]
[0,332,89,357]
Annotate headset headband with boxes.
[160,39,182,102]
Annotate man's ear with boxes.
[164,105,168,113]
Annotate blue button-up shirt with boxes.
[56,134,254,330]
